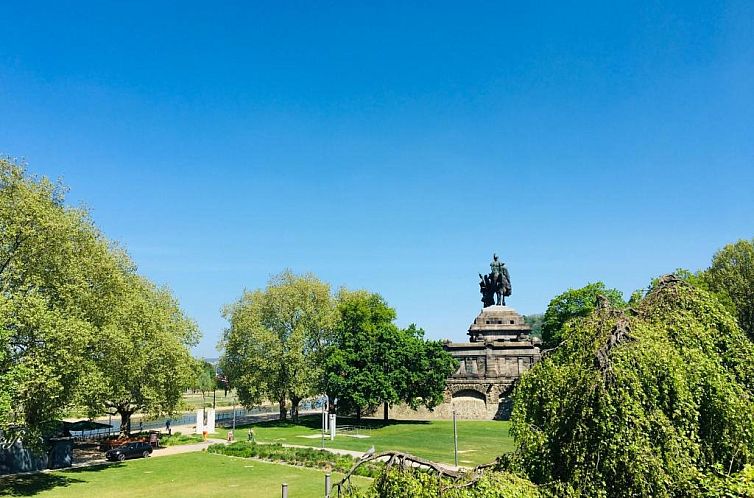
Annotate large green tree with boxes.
[541,282,625,349]
[0,159,129,438]
[702,238,754,341]
[220,271,337,422]
[88,275,199,436]
[323,290,456,421]
[1,159,199,439]
[505,276,754,496]
[322,290,397,420]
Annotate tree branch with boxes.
[334,450,467,496]
[0,233,27,277]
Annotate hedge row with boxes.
[207,441,383,478]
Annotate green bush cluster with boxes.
[694,465,754,497]
[206,441,383,478]
[506,278,754,496]
[340,468,540,498]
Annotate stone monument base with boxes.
[435,305,541,420]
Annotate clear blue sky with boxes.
[1,1,752,357]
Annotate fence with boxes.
[74,405,286,439]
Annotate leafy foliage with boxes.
[207,440,384,477]
[523,314,544,339]
[0,159,198,439]
[541,282,625,348]
[1,160,120,436]
[88,274,199,436]
[322,289,457,419]
[192,359,218,407]
[220,271,337,421]
[341,467,541,498]
[506,276,754,496]
[701,238,754,341]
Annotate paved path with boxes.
[150,438,225,458]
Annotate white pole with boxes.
[453,410,458,467]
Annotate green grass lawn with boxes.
[158,432,205,446]
[217,415,513,466]
[181,389,239,410]
[0,452,369,498]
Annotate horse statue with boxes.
[479,254,512,307]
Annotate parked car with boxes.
[105,441,153,461]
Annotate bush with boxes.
[340,467,541,498]
[207,441,383,478]
[507,277,754,496]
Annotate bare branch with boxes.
[334,450,469,496]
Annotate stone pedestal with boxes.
[195,409,204,435]
[442,306,541,420]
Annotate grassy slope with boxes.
[0,452,368,498]
[218,415,514,466]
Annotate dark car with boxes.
[105,441,153,461]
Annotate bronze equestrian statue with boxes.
[478,253,511,307]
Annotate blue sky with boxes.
[1,1,752,356]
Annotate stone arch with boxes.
[450,388,488,418]
[451,389,486,401]
[448,383,488,398]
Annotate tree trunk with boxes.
[383,402,389,421]
[290,397,301,423]
[356,406,362,422]
[278,397,287,421]
[119,409,133,438]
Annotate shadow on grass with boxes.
[0,463,122,497]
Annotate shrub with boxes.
[340,467,541,498]
[507,277,754,496]
[207,441,383,478]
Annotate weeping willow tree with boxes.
[506,275,754,497]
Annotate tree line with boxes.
[219,271,457,422]
[1,159,456,443]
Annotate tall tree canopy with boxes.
[506,276,754,496]
[541,282,625,349]
[220,271,337,422]
[0,159,198,439]
[323,290,456,421]
[702,238,754,341]
[87,275,199,436]
[1,160,127,438]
